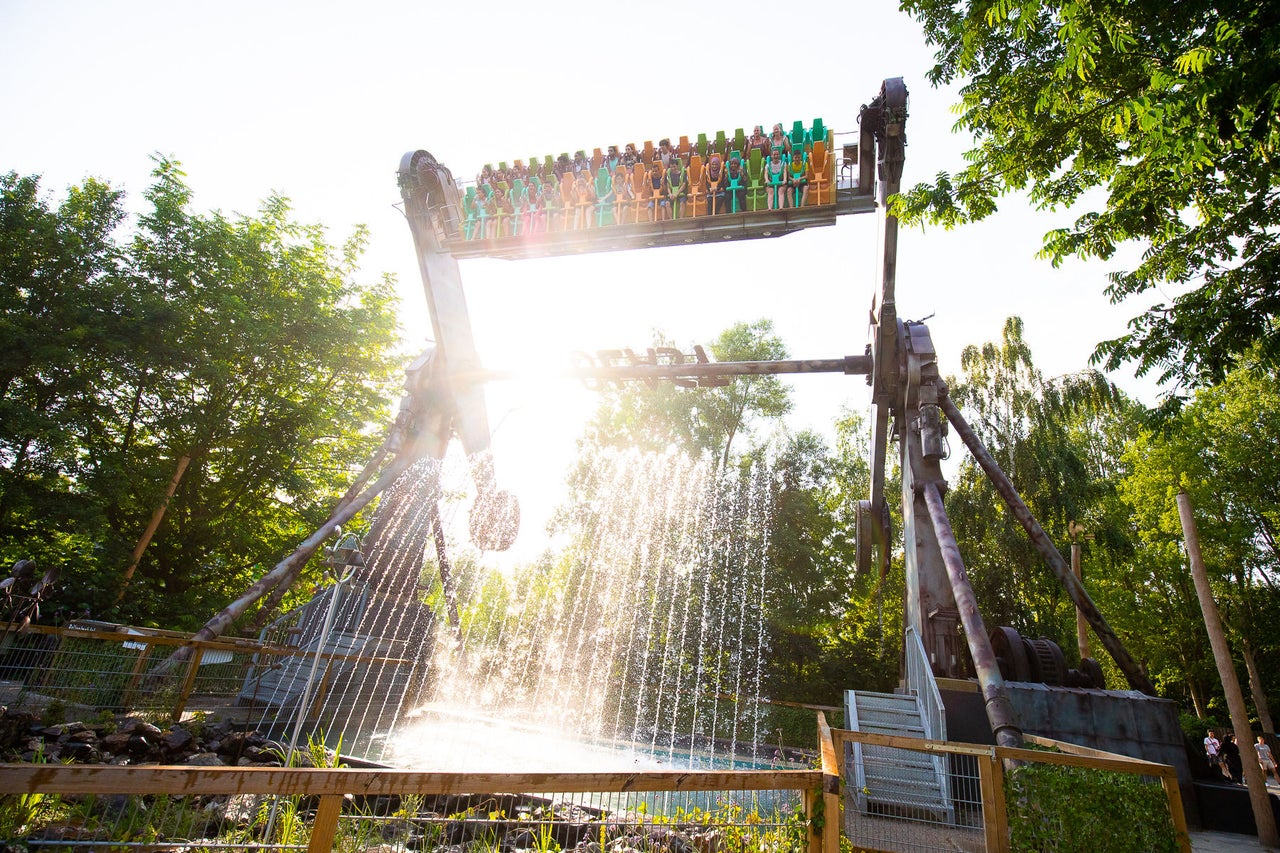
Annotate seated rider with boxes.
[704,156,726,215]
[572,172,595,229]
[746,125,769,157]
[572,150,590,175]
[788,149,809,208]
[724,156,748,214]
[542,182,562,231]
[613,166,634,223]
[765,148,788,209]
[665,157,687,219]
[648,161,669,221]
[769,123,791,157]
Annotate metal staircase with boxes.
[844,628,955,823]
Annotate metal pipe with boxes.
[922,482,1023,748]
[939,389,1158,696]
[452,355,872,385]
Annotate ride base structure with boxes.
[199,78,1192,825]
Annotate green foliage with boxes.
[1114,358,1280,711]
[944,317,1131,646]
[895,0,1280,388]
[582,319,791,467]
[0,161,401,627]
[1005,762,1178,852]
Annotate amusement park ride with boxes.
[184,77,1189,817]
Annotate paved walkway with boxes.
[1189,829,1270,851]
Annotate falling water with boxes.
[256,445,782,772]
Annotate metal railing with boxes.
[905,626,947,742]
[0,622,410,726]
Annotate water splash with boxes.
[278,446,780,771]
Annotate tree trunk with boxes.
[1243,636,1276,736]
[115,455,190,604]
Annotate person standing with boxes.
[1205,729,1221,771]
[1222,734,1245,784]
[1256,736,1280,786]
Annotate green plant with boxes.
[1005,763,1178,852]
[95,709,118,734]
[41,699,66,727]
[0,744,69,840]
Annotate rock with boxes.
[60,742,99,762]
[127,734,154,756]
[119,719,162,738]
[163,728,195,751]
[183,753,224,766]
[68,729,97,744]
[102,732,132,752]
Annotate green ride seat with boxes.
[746,149,766,212]
[499,161,509,172]
[696,133,710,159]
[811,118,826,148]
[714,130,728,159]
[593,167,616,227]
[732,127,746,157]
[789,121,806,151]
[462,186,480,240]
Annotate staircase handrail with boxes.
[904,626,947,742]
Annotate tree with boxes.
[0,161,402,626]
[1116,361,1280,717]
[945,317,1131,649]
[895,0,1280,388]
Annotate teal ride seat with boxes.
[462,186,480,240]
[746,149,766,212]
[790,121,806,151]
[764,153,787,210]
[594,167,615,227]
[725,163,747,214]
[509,178,528,236]
[476,183,493,238]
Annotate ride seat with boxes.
[746,149,766,212]
[631,163,651,223]
[686,154,706,218]
[808,141,833,205]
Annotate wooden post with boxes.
[978,752,1010,853]
[307,794,343,853]
[1159,769,1193,853]
[816,713,841,853]
[116,455,190,604]
[803,787,822,853]
[307,657,335,721]
[1177,490,1279,848]
[170,646,204,721]
[1071,536,1091,660]
[120,643,153,708]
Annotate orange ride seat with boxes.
[808,141,833,205]
[686,154,706,218]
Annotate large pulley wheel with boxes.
[468,489,520,552]
[991,626,1033,682]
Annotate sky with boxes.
[0,0,1164,560]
